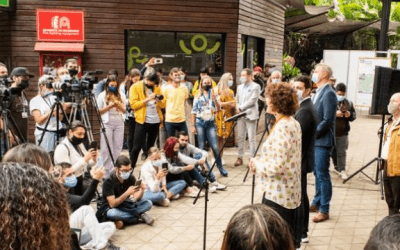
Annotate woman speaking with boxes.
[249,83,302,248]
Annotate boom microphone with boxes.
[225,109,252,122]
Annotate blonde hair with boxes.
[196,76,213,98]
[315,63,333,79]
[218,73,232,96]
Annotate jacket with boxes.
[235,81,261,121]
[294,98,319,174]
[335,98,356,137]
[129,80,165,124]
[384,119,400,176]
[313,83,337,147]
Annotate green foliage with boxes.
[327,9,338,18]
[282,54,301,81]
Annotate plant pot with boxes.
[327,17,336,22]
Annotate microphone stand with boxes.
[243,118,270,204]
[193,117,239,250]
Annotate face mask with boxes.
[19,79,29,89]
[108,86,117,92]
[70,135,84,146]
[60,74,71,82]
[145,83,154,91]
[228,80,234,87]
[272,79,280,84]
[44,90,53,96]
[203,85,211,91]
[174,151,179,157]
[179,144,186,150]
[119,171,131,180]
[337,95,345,102]
[151,160,162,168]
[388,102,398,115]
[240,77,246,84]
[180,75,185,81]
[297,90,303,102]
[64,176,78,188]
[311,73,319,83]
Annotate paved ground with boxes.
[110,115,387,250]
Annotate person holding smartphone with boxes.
[54,121,98,195]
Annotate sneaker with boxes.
[104,242,126,250]
[219,167,228,177]
[140,213,155,226]
[234,157,243,166]
[157,198,170,207]
[171,194,180,200]
[209,185,217,193]
[340,171,348,180]
[301,237,309,243]
[141,153,147,161]
[212,181,227,190]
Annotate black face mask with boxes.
[174,151,179,157]
[179,144,186,150]
[19,79,29,90]
[146,83,154,91]
[70,135,84,146]
[203,85,211,91]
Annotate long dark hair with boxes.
[3,143,53,171]
[105,74,122,100]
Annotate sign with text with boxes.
[36,9,85,42]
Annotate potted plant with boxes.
[327,9,337,22]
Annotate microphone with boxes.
[225,109,252,122]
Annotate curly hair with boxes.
[221,204,295,250]
[0,162,71,250]
[266,83,299,116]
[163,137,179,159]
[3,143,53,171]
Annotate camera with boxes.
[155,94,164,101]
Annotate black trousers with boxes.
[131,122,160,168]
[126,117,146,163]
[383,168,400,215]
[262,196,299,248]
[295,172,310,243]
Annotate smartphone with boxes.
[162,162,168,170]
[135,179,142,187]
[154,58,163,64]
[89,141,97,150]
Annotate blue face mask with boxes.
[108,86,117,92]
[120,171,131,180]
[44,90,53,96]
[228,80,234,87]
[64,176,78,189]
[337,95,345,102]
[311,73,319,83]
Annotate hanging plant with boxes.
[327,9,338,22]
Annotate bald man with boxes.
[382,93,400,215]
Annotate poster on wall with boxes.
[356,57,391,106]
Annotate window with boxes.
[239,35,265,70]
[126,30,225,75]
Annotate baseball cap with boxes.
[254,66,262,73]
[10,67,34,78]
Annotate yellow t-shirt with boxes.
[164,85,189,123]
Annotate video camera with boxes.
[0,76,21,101]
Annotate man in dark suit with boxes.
[294,75,319,244]
[310,63,337,223]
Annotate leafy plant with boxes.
[282,54,301,81]
[327,9,338,18]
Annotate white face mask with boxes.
[337,95,345,102]
[297,90,303,102]
[388,102,398,115]
[180,75,185,81]
[311,73,319,83]
[240,77,247,84]
[228,80,234,87]
[272,79,280,84]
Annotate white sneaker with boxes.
[212,181,226,190]
[340,171,348,180]
[301,237,309,243]
[157,198,170,207]
[171,194,180,200]
[209,185,217,193]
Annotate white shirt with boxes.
[382,118,400,160]
[30,94,63,131]
[97,91,127,123]
[145,88,160,124]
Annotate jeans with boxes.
[106,199,153,224]
[142,180,187,204]
[193,152,216,183]
[165,121,188,138]
[69,205,115,250]
[296,172,310,243]
[132,122,160,167]
[312,146,333,214]
[35,129,61,152]
[237,117,257,158]
[332,135,349,172]
[195,119,225,174]
[101,114,125,178]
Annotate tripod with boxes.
[37,92,69,148]
[343,114,385,199]
[243,117,270,204]
[193,118,239,250]
[0,105,26,158]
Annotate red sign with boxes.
[36,9,85,42]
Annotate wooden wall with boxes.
[2,0,240,142]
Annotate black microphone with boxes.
[225,109,252,123]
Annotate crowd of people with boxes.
[6,57,400,250]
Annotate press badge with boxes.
[22,111,28,118]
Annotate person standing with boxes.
[249,83,302,249]
[129,72,165,167]
[234,68,260,167]
[332,83,356,180]
[98,75,126,178]
[382,93,400,215]
[215,73,236,158]
[293,75,319,243]
[191,67,217,96]
[310,63,337,223]
[164,68,189,137]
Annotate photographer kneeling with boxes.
[30,75,65,152]
[54,120,98,195]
